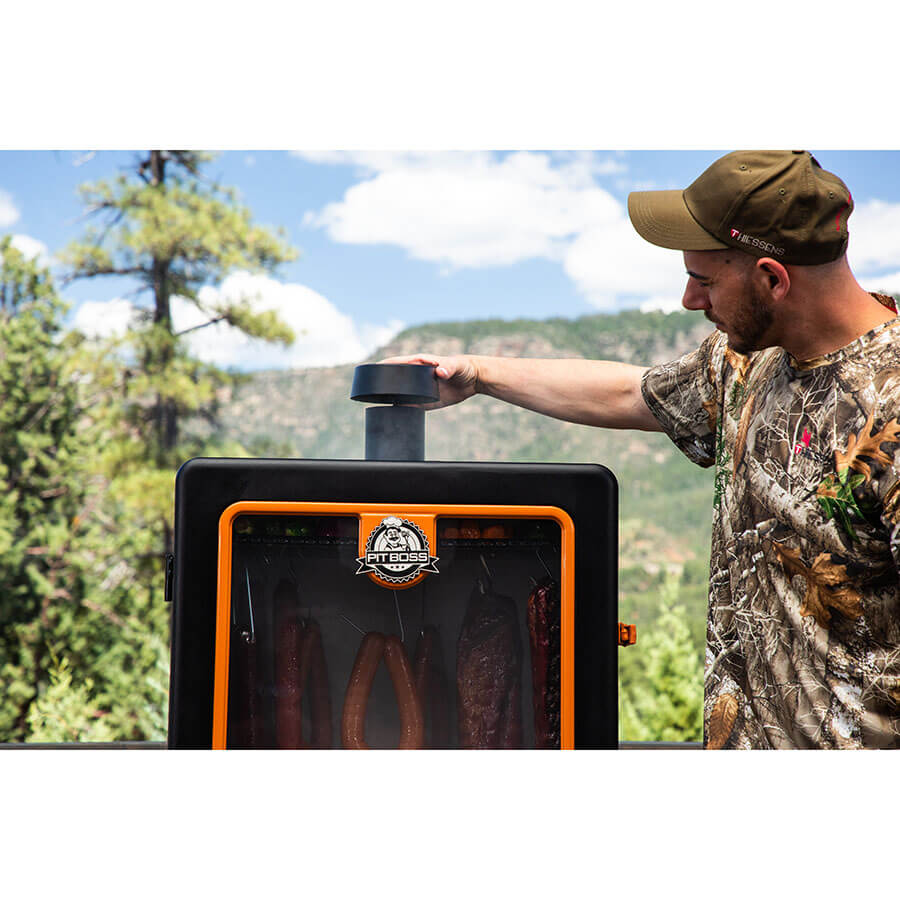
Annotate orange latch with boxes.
[618,622,637,647]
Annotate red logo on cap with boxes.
[836,191,851,233]
[731,228,741,239]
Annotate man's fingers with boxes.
[378,354,438,366]
[377,354,455,380]
[374,354,470,393]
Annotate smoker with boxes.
[167,364,633,749]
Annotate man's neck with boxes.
[778,283,896,362]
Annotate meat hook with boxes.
[394,590,405,644]
[243,566,256,644]
[339,613,366,636]
[535,547,554,579]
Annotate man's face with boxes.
[681,250,776,354]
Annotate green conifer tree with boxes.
[60,150,297,551]
[0,237,91,738]
[29,151,301,741]
[618,570,704,742]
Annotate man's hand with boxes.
[378,353,479,410]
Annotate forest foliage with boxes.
[1,152,718,745]
[0,153,295,743]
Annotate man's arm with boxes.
[379,353,664,432]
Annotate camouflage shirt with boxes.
[641,295,900,748]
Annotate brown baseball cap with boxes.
[627,150,853,265]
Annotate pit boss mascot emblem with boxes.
[356,516,439,585]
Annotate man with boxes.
[386,150,900,748]
[378,517,416,551]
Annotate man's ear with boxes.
[756,258,790,300]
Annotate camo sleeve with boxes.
[640,330,727,468]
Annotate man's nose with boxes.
[682,279,709,311]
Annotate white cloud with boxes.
[293,150,447,172]
[583,156,628,177]
[298,150,688,309]
[70,273,403,371]
[860,270,900,295]
[73,297,140,339]
[10,233,50,265]
[847,199,900,274]
[0,189,18,228]
[302,151,623,269]
[185,273,403,369]
[563,215,687,309]
[294,150,627,180]
[640,294,685,314]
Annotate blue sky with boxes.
[3,149,900,371]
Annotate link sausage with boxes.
[303,620,332,749]
[342,632,425,750]
[229,631,260,748]
[414,626,450,748]
[275,618,310,748]
[527,577,560,749]
[274,579,310,749]
[384,635,425,750]
[342,632,386,749]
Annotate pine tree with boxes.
[619,570,704,742]
[25,151,301,741]
[60,150,297,551]
[25,654,117,743]
[0,238,91,738]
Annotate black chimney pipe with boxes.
[350,364,440,461]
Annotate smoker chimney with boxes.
[351,364,439,461]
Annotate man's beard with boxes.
[720,279,775,354]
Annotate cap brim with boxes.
[627,189,729,251]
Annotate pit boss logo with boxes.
[356,516,439,585]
